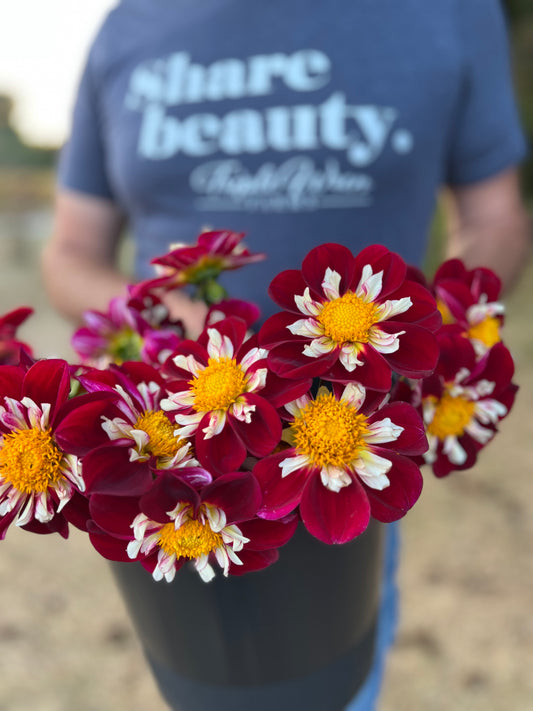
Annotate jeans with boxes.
[345,522,400,711]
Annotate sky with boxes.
[0,0,118,148]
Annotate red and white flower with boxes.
[432,259,505,356]
[255,382,426,544]
[419,333,517,477]
[133,230,265,300]
[0,359,86,536]
[88,471,293,581]
[162,317,294,475]
[68,363,198,497]
[260,243,440,390]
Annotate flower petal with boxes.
[363,452,423,522]
[301,243,357,296]
[230,394,282,458]
[255,451,307,519]
[379,323,439,377]
[238,515,298,551]
[83,446,153,496]
[300,471,370,544]
[202,471,262,522]
[195,416,247,475]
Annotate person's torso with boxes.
[94,0,466,311]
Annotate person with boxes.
[42,1,530,709]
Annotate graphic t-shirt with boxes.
[59,0,526,316]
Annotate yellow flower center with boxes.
[426,392,476,439]
[318,292,378,344]
[290,391,369,468]
[436,299,455,325]
[134,410,183,458]
[158,518,223,559]
[0,427,63,494]
[467,316,501,349]
[191,357,247,412]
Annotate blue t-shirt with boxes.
[59,0,526,316]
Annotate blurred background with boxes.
[0,2,532,709]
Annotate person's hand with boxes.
[161,290,209,340]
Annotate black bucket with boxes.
[111,520,384,711]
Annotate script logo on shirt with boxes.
[125,49,413,212]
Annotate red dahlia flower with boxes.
[162,317,295,475]
[0,359,85,536]
[419,333,517,477]
[432,259,505,356]
[254,382,426,544]
[133,230,265,302]
[259,243,440,390]
[88,471,294,582]
[73,363,198,497]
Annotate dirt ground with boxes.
[0,216,531,711]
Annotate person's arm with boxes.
[443,167,531,292]
[42,190,128,318]
[42,189,208,335]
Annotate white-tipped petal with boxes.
[474,398,507,425]
[294,288,322,316]
[206,329,234,360]
[340,382,366,409]
[320,466,352,492]
[287,318,324,338]
[321,268,342,300]
[202,410,227,439]
[375,298,412,322]
[465,420,494,445]
[172,354,203,377]
[230,400,256,424]
[339,343,365,371]
[368,327,404,354]
[303,336,337,359]
[356,265,383,301]
[284,393,312,418]
[366,417,404,444]
[240,347,268,370]
[355,450,392,490]
[442,436,467,465]
[280,453,310,478]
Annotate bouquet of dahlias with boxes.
[0,232,517,583]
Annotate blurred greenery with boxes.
[505,1,533,199]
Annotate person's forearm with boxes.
[444,206,531,292]
[41,243,130,322]
[443,171,532,293]
[42,242,209,336]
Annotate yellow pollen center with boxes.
[426,393,476,439]
[134,410,183,458]
[291,392,370,467]
[158,518,223,559]
[467,316,501,348]
[318,292,378,344]
[0,426,63,494]
[191,357,247,412]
